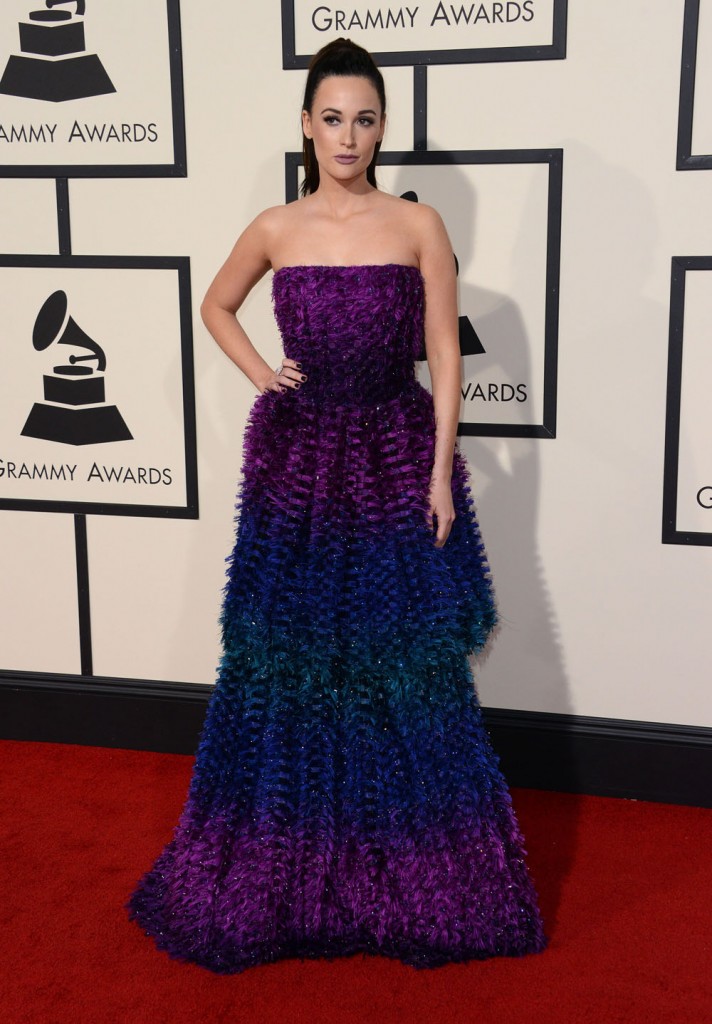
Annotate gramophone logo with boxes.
[21,289,132,446]
[0,0,115,103]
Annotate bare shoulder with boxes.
[377,192,447,236]
[248,201,301,239]
[237,200,310,264]
[404,198,447,234]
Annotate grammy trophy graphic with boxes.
[0,1,115,103]
[21,289,132,446]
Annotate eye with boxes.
[323,116,340,125]
[358,118,375,126]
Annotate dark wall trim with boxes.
[0,673,209,762]
[73,514,93,675]
[55,178,72,255]
[1,674,710,808]
[413,65,428,152]
[677,0,712,170]
[662,256,712,545]
[487,707,711,809]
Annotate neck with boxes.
[311,169,376,217]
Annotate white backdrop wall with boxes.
[1,0,710,728]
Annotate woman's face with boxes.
[302,75,385,185]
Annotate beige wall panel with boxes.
[0,180,58,253]
[0,511,80,674]
[87,512,230,684]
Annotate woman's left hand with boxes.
[427,475,456,548]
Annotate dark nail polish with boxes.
[296,363,302,369]
[300,375,307,381]
[294,383,300,389]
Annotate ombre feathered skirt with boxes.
[127,264,547,972]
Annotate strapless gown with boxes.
[127,263,547,972]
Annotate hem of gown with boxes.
[126,901,549,974]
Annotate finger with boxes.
[267,367,293,392]
[281,360,305,377]
[277,363,307,387]
[434,516,453,548]
[264,374,286,394]
[281,370,307,386]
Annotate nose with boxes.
[340,123,356,148]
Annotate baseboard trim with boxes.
[1,672,710,807]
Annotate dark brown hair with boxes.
[301,38,386,196]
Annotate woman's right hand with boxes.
[262,358,307,394]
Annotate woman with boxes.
[128,37,547,973]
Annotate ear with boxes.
[302,109,312,140]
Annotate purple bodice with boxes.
[271,264,424,405]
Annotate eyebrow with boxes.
[320,107,378,116]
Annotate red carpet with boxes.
[0,740,709,1024]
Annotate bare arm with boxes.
[199,208,304,394]
[417,205,461,547]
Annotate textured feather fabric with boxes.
[127,264,547,973]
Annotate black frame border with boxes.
[281,0,568,68]
[0,0,187,179]
[662,255,712,545]
[285,147,562,439]
[677,0,712,170]
[0,253,198,520]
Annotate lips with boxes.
[335,155,358,164]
